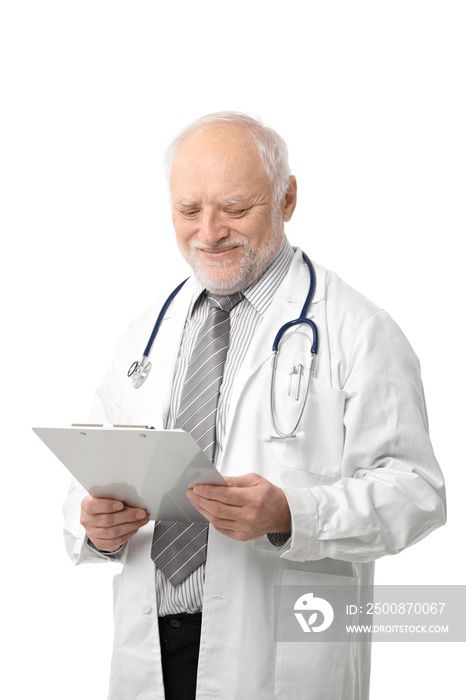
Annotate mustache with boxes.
[189,237,246,251]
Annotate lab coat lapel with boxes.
[152,277,198,424]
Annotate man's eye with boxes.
[225,209,247,217]
[181,210,199,218]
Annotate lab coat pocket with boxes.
[272,377,346,479]
[274,568,359,700]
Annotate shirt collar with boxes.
[243,238,294,317]
[186,281,205,320]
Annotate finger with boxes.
[91,517,149,541]
[188,491,242,523]
[82,496,125,515]
[190,483,255,508]
[190,501,253,541]
[88,515,150,550]
[91,508,148,528]
[189,500,236,529]
[191,473,264,504]
[81,506,148,530]
[222,473,261,488]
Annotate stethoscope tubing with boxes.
[271,253,318,353]
[142,278,189,358]
[269,253,317,438]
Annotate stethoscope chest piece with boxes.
[128,356,152,389]
[127,278,189,389]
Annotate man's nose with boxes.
[197,210,229,245]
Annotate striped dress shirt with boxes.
[156,238,294,616]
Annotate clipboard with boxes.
[33,425,226,522]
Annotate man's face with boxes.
[170,124,296,294]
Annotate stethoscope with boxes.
[128,252,318,439]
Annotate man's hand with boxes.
[80,496,150,552]
[186,473,291,541]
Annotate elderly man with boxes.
[64,112,446,700]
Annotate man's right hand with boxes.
[80,496,150,552]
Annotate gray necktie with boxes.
[151,291,243,586]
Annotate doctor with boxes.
[64,112,446,700]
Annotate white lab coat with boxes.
[63,249,446,700]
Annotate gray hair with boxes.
[164,111,292,203]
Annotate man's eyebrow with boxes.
[219,198,242,206]
[175,198,245,207]
[175,199,196,206]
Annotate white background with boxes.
[1,1,464,697]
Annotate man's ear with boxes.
[283,176,297,222]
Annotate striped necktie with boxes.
[151,291,243,586]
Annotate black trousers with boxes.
[158,613,202,700]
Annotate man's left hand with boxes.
[187,473,291,541]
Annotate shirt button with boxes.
[140,602,152,614]
[190,607,201,613]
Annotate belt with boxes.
[158,612,202,629]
